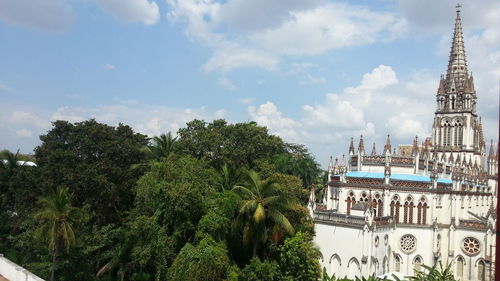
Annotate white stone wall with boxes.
[0,254,45,281]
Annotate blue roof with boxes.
[346,172,384,179]
[391,174,430,182]
[345,171,452,184]
[437,178,453,184]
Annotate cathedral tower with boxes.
[431,5,486,166]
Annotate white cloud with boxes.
[217,77,237,90]
[247,102,303,142]
[10,111,51,129]
[103,63,116,70]
[15,129,32,138]
[91,0,160,25]
[203,47,279,73]
[0,82,13,92]
[245,65,439,159]
[0,0,74,32]
[166,0,406,73]
[250,3,405,56]
[238,98,254,104]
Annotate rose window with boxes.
[400,234,417,254]
[462,237,480,256]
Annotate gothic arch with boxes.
[329,254,341,277]
[403,195,415,224]
[347,257,361,279]
[382,256,389,274]
[329,254,341,265]
[413,255,423,272]
[373,192,383,217]
[454,255,466,280]
[390,194,401,223]
[441,119,452,146]
[417,196,428,225]
[346,190,356,215]
[394,254,403,272]
[476,259,486,281]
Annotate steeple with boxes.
[349,137,355,155]
[412,135,419,156]
[445,4,469,91]
[371,142,377,155]
[358,135,365,154]
[488,140,496,161]
[383,134,391,154]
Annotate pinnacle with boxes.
[444,5,469,92]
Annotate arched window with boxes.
[329,254,341,277]
[404,196,414,224]
[383,257,389,274]
[348,258,361,279]
[372,193,382,217]
[417,197,428,225]
[346,191,356,215]
[454,120,463,146]
[395,255,402,272]
[360,192,368,202]
[477,260,486,281]
[456,256,464,280]
[414,256,423,272]
[443,120,452,146]
[390,195,400,223]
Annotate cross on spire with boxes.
[456,3,462,13]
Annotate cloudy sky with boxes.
[0,0,498,166]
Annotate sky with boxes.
[0,0,498,167]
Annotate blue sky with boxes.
[0,0,498,166]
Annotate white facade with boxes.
[311,8,497,281]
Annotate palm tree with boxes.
[0,149,22,170]
[35,188,82,281]
[215,163,245,192]
[233,170,295,257]
[150,132,178,161]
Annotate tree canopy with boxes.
[0,118,326,281]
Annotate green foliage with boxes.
[233,170,295,257]
[0,118,324,281]
[147,132,178,161]
[407,263,456,281]
[35,119,148,225]
[177,119,286,169]
[239,258,282,281]
[167,237,231,281]
[278,232,321,281]
[34,187,85,281]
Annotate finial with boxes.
[456,3,462,14]
[371,142,377,155]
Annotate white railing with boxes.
[0,254,45,281]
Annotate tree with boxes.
[167,237,231,281]
[216,164,245,192]
[149,132,178,161]
[238,258,282,281]
[34,188,83,281]
[233,171,295,257]
[177,120,286,169]
[35,119,148,225]
[278,232,321,281]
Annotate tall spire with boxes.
[349,137,355,155]
[371,142,377,155]
[383,134,391,154]
[488,139,496,160]
[358,135,365,154]
[445,4,468,91]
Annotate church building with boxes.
[310,7,498,281]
